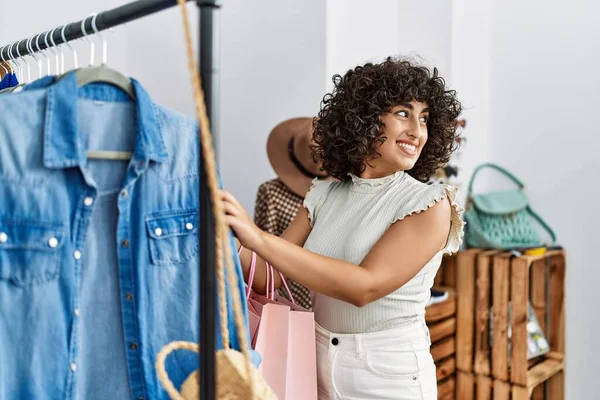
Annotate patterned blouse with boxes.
[254,178,313,310]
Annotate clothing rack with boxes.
[0,1,221,399]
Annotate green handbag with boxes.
[464,163,556,249]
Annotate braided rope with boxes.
[175,0,251,361]
[154,1,266,398]
[156,341,199,400]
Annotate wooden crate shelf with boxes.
[436,356,456,382]
[426,280,458,398]
[432,336,456,363]
[430,316,456,343]
[524,357,564,397]
[457,369,565,400]
[451,248,566,400]
[438,375,456,400]
[426,287,456,323]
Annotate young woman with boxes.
[222,57,464,400]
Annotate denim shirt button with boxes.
[48,237,58,248]
[0,232,7,243]
[83,197,94,207]
[70,363,77,372]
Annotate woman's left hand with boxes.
[221,190,265,251]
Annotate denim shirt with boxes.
[0,73,253,399]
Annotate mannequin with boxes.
[254,117,329,310]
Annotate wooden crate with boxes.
[454,249,566,398]
[426,287,457,365]
[456,370,565,400]
[426,286,457,325]
[435,254,458,289]
[429,266,458,398]
[438,375,456,400]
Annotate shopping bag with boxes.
[240,246,285,348]
[240,248,261,344]
[247,259,295,348]
[252,264,317,400]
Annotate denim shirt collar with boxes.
[42,72,168,169]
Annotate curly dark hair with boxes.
[311,57,462,182]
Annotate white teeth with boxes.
[398,142,417,153]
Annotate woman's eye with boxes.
[396,110,408,117]
[420,116,429,123]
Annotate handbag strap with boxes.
[468,163,525,194]
[526,206,557,244]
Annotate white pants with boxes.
[316,318,437,400]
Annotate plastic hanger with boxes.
[16,39,32,83]
[71,13,136,101]
[27,36,42,80]
[12,41,24,83]
[9,40,31,93]
[0,47,10,89]
[48,27,61,75]
[0,43,18,92]
[61,23,78,72]
[75,14,134,161]
[0,50,9,78]
[4,42,25,93]
[43,31,53,76]
[34,33,49,78]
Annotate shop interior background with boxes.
[1,0,597,398]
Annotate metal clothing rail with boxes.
[0,0,221,399]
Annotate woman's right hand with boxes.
[221,190,266,252]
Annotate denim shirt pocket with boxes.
[146,209,199,266]
[0,217,66,286]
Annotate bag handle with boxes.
[274,264,296,305]
[240,246,296,304]
[238,245,257,299]
[265,262,296,305]
[527,206,557,244]
[468,163,525,194]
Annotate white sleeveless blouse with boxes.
[303,171,464,334]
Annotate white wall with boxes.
[126,4,198,117]
[450,0,492,200]
[219,0,326,214]
[396,0,453,79]
[488,0,600,397]
[325,0,400,87]
[325,0,452,88]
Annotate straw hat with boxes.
[266,117,328,197]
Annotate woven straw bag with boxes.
[154,1,277,399]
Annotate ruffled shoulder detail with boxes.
[392,182,465,254]
[303,178,335,227]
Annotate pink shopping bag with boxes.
[240,246,286,347]
[251,263,317,400]
[238,247,261,345]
